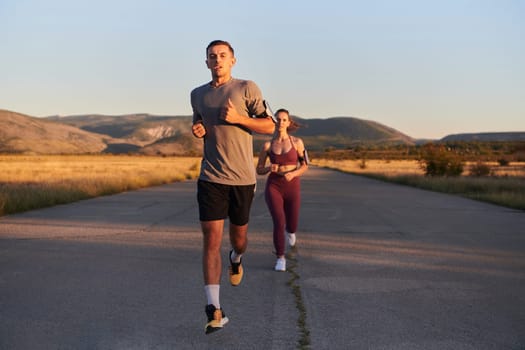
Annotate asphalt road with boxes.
[1,167,524,350]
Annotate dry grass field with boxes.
[1,155,524,215]
[0,155,201,215]
[311,159,525,177]
[311,159,525,210]
[312,159,424,176]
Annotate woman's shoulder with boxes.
[262,140,272,151]
[290,136,304,145]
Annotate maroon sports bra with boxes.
[269,138,298,166]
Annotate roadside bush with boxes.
[470,161,491,177]
[419,143,464,177]
[498,158,510,166]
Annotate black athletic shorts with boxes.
[197,180,256,225]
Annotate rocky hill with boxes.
[50,113,415,152]
[46,114,192,143]
[2,109,418,155]
[0,110,120,154]
[441,132,525,142]
[46,113,202,155]
[282,116,414,150]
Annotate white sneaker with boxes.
[287,233,296,247]
[274,257,286,272]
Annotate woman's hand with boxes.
[284,172,295,182]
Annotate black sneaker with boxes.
[228,250,243,286]
[205,304,229,334]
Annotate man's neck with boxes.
[211,75,232,87]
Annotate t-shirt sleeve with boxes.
[190,88,202,123]
[244,81,267,118]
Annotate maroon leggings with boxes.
[265,173,301,256]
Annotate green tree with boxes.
[419,143,464,177]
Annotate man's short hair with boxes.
[206,40,235,56]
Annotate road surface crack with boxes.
[286,248,311,349]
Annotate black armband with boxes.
[262,100,277,123]
[298,149,309,165]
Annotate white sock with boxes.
[204,284,220,309]
[230,250,242,263]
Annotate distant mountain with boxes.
[47,113,415,152]
[5,108,524,156]
[0,109,119,154]
[46,113,201,155]
[2,109,416,155]
[441,132,525,142]
[140,133,202,156]
[47,114,193,144]
[289,116,414,150]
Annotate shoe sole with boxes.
[229,264,243,286]
[229,250,243,286]
[205,316,229,334]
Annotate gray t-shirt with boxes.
[191,78,267,185]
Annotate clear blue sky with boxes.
[1,0,523,139]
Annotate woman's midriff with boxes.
[275,164,297,175]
